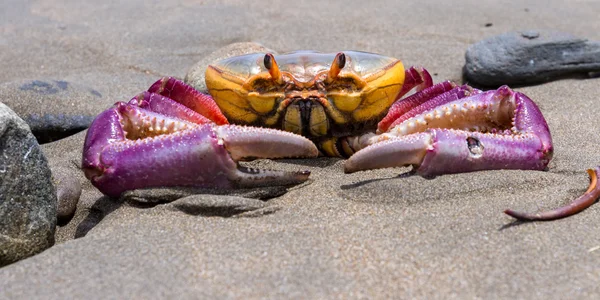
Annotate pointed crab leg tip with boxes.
[504,167,600,221]
[344,133,430,174]
[233,167,311,188]
[343,164,358,174]
[148,77,170,92]
[503,209,541,221]
[216,125,319,161]
[343,163,373,174]
[343,151,409,174]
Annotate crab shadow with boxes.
[272,157,343,168]
[498,219,531,231]
[73,185,297,238]
[340,170,417,190]
[166,196,280,218]
[74,195,124,238]
[339,169,563,229]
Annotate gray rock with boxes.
[185,42,276,92]
[0,103,57,267]
[52,166,82,225]
[464,30,600,86]
[0,79,107,143]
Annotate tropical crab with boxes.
[82,50,598,220]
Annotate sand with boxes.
[1,0,600,298]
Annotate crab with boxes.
[82,50,597,221]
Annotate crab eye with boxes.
[336,52,346,69]
[263,53,273,70]
[326,52,346,84]
[263,53,284,84]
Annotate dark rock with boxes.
[185,42,276,92]
[0,79,107,143]
[0,103,57,267]
[25,114,96,144]
[464,30,600,86]
[52,166,82,225]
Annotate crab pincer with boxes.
[82,78,318,198]
[344,85,553,176]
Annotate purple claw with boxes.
[345,85,553,176]
[82,92,318,198]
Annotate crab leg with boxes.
[82,103,318,198]
[344,86,553,175]
[504,167,600,221]
[148,77,229,125]
[130,91,216,125]
[396,66,434,99]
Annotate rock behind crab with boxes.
[0,79,105,143]
[464,30,600,86]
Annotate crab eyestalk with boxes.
[264,53,284,85]
[325,52,346,84]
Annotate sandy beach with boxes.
[1,0,600,298]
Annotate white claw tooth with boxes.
[215,125,318,161]
[397,125,407,135]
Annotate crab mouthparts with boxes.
[280,97,328,137]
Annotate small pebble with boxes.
[52,167,82,225]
